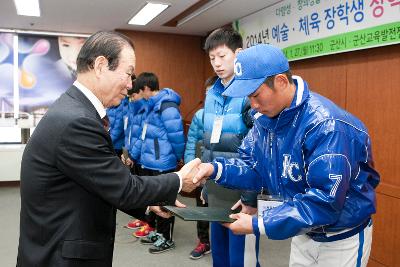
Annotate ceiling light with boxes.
[128,2,169,26]
[14,0,41,17]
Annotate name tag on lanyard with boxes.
[141,123,148,141]
[210,116,223,144]
[123,116,128,130]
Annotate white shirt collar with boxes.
[221,76,234,88]
[73,80,106,119]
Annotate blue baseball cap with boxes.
[223,44,289,97]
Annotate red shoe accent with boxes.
[190,242,211,259]
[133,224,155,238]
[126,219,146,229]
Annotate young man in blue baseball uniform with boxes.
[193,44,380,267]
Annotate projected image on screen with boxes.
[18,35,85,113]
[0,33,14,113]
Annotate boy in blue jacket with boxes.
[129,72,185,254]
[122,81,147,176]
[122,78,151,231]
[201,28,260,267]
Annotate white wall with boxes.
[0,144,24,181]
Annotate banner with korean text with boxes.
[233,0,400,61]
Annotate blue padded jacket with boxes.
[106,97,128,150]
[124,99,145,152]
[131,88,185,171]
[127,99,147,161]
[184,108,204,163]
[202,79,251,162]
[203,78,256,207]
[211,76,380,240]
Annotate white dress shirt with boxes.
[73,80,106,119]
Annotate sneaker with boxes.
[140,231,162,245]
[133,224,155,238]
[126,219,146,230]
[148,236,175,254]
[190,242,211,260]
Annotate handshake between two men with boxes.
[177,158,213,193]
[169,158,255,235]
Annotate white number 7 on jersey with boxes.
[329,174,342,197]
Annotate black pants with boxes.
[195,186,210,244]
[137,167,175,241]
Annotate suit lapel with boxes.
[65,86,115,151]
[66,86,102,122]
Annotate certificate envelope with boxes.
[163,206,236,223]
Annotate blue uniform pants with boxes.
[211,222,260,267]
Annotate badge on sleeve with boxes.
[210,116,223,144]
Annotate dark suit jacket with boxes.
[17,86,180,267]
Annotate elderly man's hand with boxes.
[149,206,171,219]
[177,158,202,193]
[222,212,254,235]
[149,199,186,219]
[175,199,186,208]
[192,163,215,184]
[121,154,133,167]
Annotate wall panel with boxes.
[291,55,347,109]
[346,45,400,188]
[368,259,388,267]
[345,44,400,267]
[370,193,400,266]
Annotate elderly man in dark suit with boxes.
[17,31,200,267]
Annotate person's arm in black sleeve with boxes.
[55,117,180,210]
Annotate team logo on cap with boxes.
[234,58,242,77]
